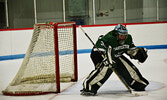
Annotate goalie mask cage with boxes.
[2,22,78,96]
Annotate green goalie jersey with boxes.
[95,30,136,58]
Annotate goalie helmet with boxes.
[114,24,128,44]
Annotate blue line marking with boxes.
[0,54,25,61]
[30,50,74,58]
[77,49,91,54]
[0,44,167,61]
[137,45,167,49]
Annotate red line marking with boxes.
[1,21,167,31]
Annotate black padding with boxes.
[133,48,148,63]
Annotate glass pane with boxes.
[36,0,63,23]
[8,0,34,28]
[143,0,157,22]
[95,0,124,24]
[0,0,6,29]
[126,0,143,23]
[65,0,89,25]
[159,0,167,21]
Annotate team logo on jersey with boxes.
[113,45,130,51]
[113,45,130,57]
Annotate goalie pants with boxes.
[82,50,149,93]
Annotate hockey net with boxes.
[2,22,78,96]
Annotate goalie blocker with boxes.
[127,47,148,63]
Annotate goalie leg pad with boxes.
[114,55,149,91]
[82,61,113,94]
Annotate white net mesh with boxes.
[3,22,77,95]
[58,25,75,81]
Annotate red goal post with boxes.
[54,22,78,92]
[2,22,78,96]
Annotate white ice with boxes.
[0,49,167,100]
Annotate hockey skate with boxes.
[80,89,97,96]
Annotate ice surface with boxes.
[0,49,167,100]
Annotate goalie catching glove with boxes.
[127,47,148,63]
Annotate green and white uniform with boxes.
[82,30,149,94]
[95,31,135,58]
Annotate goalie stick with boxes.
[79,25,148,96]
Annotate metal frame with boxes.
[5,0,9,28]
[156,0,159,21]
[124,0,126,23]
[34,0,37,24]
